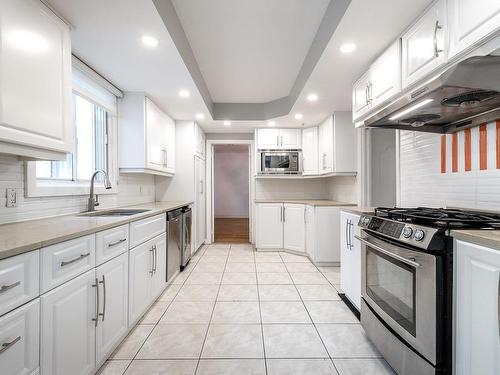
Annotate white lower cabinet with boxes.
[95,253,128,364]
[41,270,96,375]
[340,211,361,310]
[305,206,343,264]
[0,299,39,375]
[255,203,284,249]
[454,240,500,375]
[128,233,166,326]
[283,204,306,253]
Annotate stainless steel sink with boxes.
[78,209,151,217]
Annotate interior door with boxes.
[95,253,128,364]
[41,270,96,375]
[256,204,283,249]
[128,241,152,326]
[195,156,206,250]
[283,204,306,252]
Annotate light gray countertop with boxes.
[340,206,375,215]
[451,229,500,251]
[0,201,192,260]
[254,199,356,207]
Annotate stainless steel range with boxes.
[357,207,500,375]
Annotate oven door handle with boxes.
[354,235,421,268]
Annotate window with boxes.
[36,93,110,182]
[26,64,118,197]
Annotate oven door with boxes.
[358,232,437,365]
[260,152,296,173]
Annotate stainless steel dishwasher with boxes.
[166,209,182,282]
[181,207,192,270]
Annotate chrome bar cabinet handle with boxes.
[433,20,443,57]
[91,277,99,327]
[60,252,91,267]
[108,238,126,247]
[0,281,21,294]
[0,336,21,354]
[99,275,106,321]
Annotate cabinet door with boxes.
[370,41,401,104]
[340,211,360,299]
[305,206,315,259]
[0,299,39,375]
[41,270,96,375]
[145,98,167,171]
[350,219,361,310]
[279,129,302,149]
[256,129,279,149]
[283,204,305,252]
[352,71,371,121]
[195,157,206,251]
[318,117,333,174]
[455,240,500,375]
[302,127,318,175]
[128,242,153,326]
[449,0,500,58]
[165,113,175,173]
[95,253,128,364]
[256,204,283,249]
[401,0,447,88]
[151,233,167,299]
[0,0,72,155]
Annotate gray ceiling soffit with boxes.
[153,0,351,121]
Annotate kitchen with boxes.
[0,0,499,375]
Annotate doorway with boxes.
[213,144,250,243]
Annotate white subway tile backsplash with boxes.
[0,155,155,224]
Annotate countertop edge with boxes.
[254,199,357,207]
[339,207,375,215]
[0,201,193,261]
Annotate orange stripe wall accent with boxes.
[441,135,446,173]
[464,128,471,171]
[479,124,488,170]
[452,133,458,173]
[497,120,500,169]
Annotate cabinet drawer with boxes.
[96,225,129,266]
[130,214,166,248]
[40,235,95,293]
[0,299,40,375]
[0,251,39,316]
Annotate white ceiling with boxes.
[172,0,330,103]
[47,0,433,133]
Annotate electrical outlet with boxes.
[6,188,17,207]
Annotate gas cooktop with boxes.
[374,207,500,230]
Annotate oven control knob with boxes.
[402,227,413,238]
[414,229,425,241]
[362,217,370,225]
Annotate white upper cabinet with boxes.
[119,93,175,176]
[370,40,402,102]
[256,128,301,149]
[302,127,318,175]
[318,112,357,175]
[0,0,73,160]
[448,0,500,58]
[402,0,447,88]
[352,40,401,121]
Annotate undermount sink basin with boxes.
[78,209,151,217]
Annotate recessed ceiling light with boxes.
[294,113,303,120]
[307,93,318,102]
[195,113,205,120]
[267,121,276,127]
[141,35,159,48]
[340,42,356,54]
[223,121,231,126]
[178,90,190,98]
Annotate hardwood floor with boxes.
[214,218,249,243]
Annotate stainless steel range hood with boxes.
[364,54,500,133]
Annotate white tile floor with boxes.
[98,244,396,375]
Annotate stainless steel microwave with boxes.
[258,150,302,174]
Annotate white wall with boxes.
[369,129,397,207]
[0,155,155,224]
[399,119,500,210]
[214,145,249,218]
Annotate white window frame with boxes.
[25,68,119,198]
